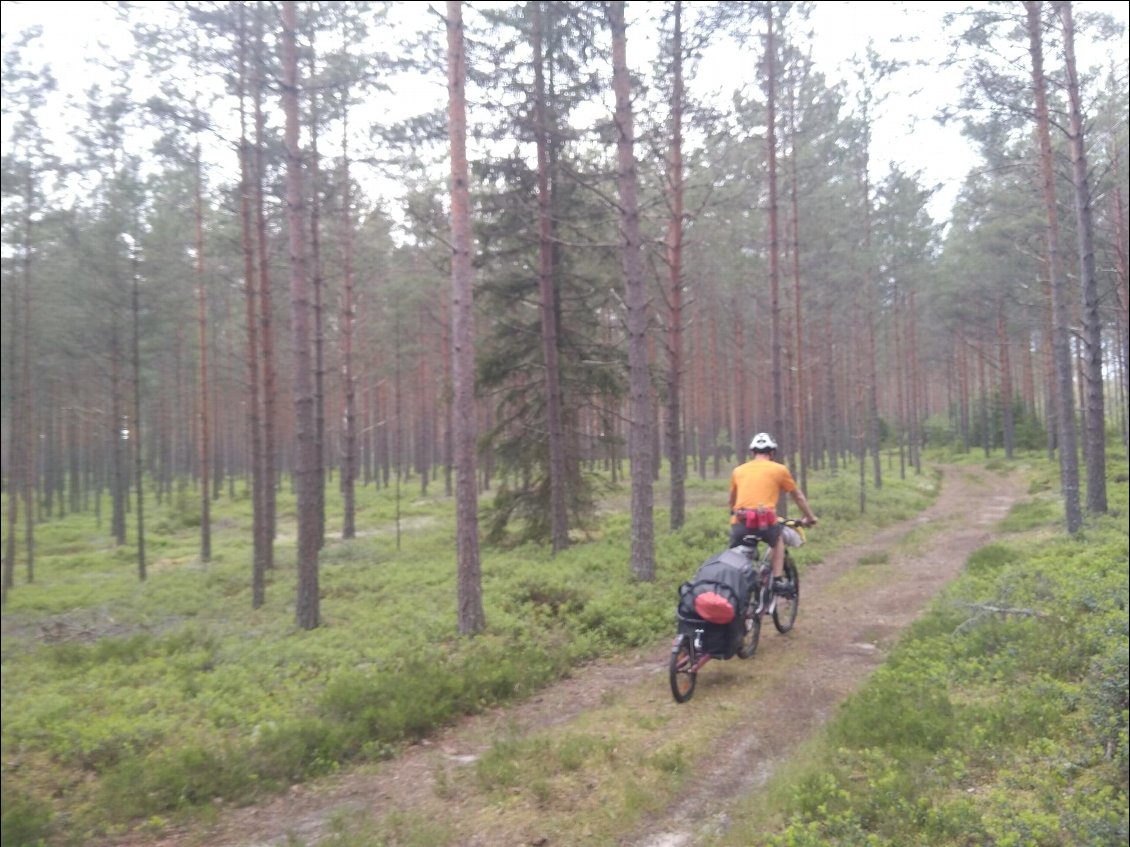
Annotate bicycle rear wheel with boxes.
[737,599,761,659]
[772,554,799,633]
[669,634,697,702]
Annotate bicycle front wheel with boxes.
[669,633,697,702]
[772,554,799,633]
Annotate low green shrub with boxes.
[997,497,1061,532]
[964,542,1017,575]
[0,787,53,847]
[830,672,956,754]
[251,718,356,784]
[100,741,256,821]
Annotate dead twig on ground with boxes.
[952,601,1065,634]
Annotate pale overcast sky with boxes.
[2,0,1127,224]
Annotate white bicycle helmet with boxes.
[749,432,777,452]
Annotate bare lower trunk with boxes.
[238,2,266,607]
[1112,153,1129,447]
[1026,0,1082,533]
[2,271,24,602]
[111,318,127,547]
[282,0,320,629]
[340,107,357,540]
[766,4,785,456]
[194,146,211,563]
[446,0,485,634]
[666,1,686,530]
[787,66,807,490]
[531,1,569,553]
[309,62,327,550]
[609,0,654,581]
[254,3,277,570]
[998,302,1015,459]
[1058,0,1106,514]
[131,239,146,580]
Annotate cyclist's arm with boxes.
[790,488,818,525]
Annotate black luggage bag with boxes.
[675,548,756,659]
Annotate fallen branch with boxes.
[958,602,1052,618]
[952,602,1065,635]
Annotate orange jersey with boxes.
[729,459,797,522]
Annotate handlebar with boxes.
[780,517,816,529]
[731,508,816,529]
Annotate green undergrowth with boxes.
[0,462,940,845]
[714,449,1129,847]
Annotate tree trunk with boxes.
[1041,267,1057,460]
[609,0,655,581]
[861,144,882,489]
[440,291,453,498]
[787,62,807,491]
[825,334,839,471]
[2,256,25,602]
[977,341,990,457]
[694,313,707,480]
[1111,146,1129,447]
[908,289,922,473]
[733,304,746,461]
[131,234,146,580]
[765,3,785,455]
[254,2,277,571]
[309,54,327,550]
[19,162,38,581]
[22,185,37,580]
[446,0,485,634]
[956,331,969,451]
[1025,0,1082,533]
[111,315,127,547]
[854,321,867,512]
[528,1,569,553]
[416,315,431,497]
[238,2,267,607]
[997,301,1015,459]
[895,284,907,477]
[708,298,721,477]
[1057,0,1107,514]
[282,0,320,629]
[666,0,686,530]
[194,144,212,563]
[340,90,358,540]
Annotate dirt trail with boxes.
[112,464,1025,847]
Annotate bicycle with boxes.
[669,518,806,703]
[751,523,801,634]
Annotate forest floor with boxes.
[105,463,1026,847]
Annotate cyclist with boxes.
[728,432,818,592]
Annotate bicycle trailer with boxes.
[675,548,756,659]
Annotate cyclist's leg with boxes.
[758,523,785,579]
